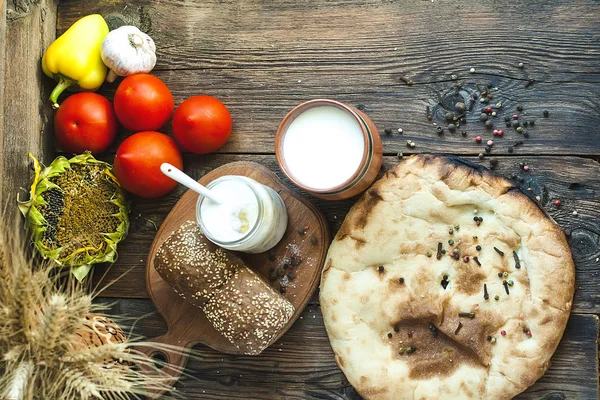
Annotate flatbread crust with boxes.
[320,154,575,400]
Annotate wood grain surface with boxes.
[101,297,599,400]
[0,0,597,398]
[0,0,57,201]
[56,0,600,156]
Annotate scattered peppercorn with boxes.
[543,110,549,117]
[518,62,524,69]
[399,277,405,284]
[485,120,493,128]
[408,330,413,337]
[426,251,432,258]
[517,105,524,112]
[436,126,444,135]
[516,126,523,133]
[501,330,507,336]
[490,157,499,167]
[463,256,470,263]
[394,325,400,333]
[397,152,404,159]
[448,124,456,132]
[377,265,384,273]
[310,235,318,245]
[429,323,439,337]
[476,245,482,251]
[448,239,455,245]
[387,333,393,338]
[494,295,500,301]
[555,199,561,206]
[475,136,482,143]
[384,128,392,135]
[529,120,535,126]
[461,131,467,137]
[512,120,520,128]
[523,131,530,138]
[480,113,488,122]
[478,153,484,160]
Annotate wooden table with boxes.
[2,0,599,398]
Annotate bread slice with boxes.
[204,266,295,355]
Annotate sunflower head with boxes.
[19,153,129,280]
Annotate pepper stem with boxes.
[49,78,73,109]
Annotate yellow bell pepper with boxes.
[42,14,109,109]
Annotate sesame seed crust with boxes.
[155,221,244,307]
[155,220,295,355]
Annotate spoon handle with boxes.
[160,163,223,204]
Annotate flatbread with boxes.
[320,154,574,400]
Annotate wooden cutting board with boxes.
[139,161,330,397]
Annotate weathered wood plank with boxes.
[88,154,600,315]
[98,298,599,400]
[1,0,57,201]
[54,0,600,155]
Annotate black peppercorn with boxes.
[484,146,491,153]
[529,120,535,126]
[543,110,549,117]
[506,121,512,128]
[387,333,393,338]
[485,120,493,128]
[512,120,520,128]
[378,265,384,272]
[523,131,530,138]
[394,326,400,333]
[448,124,456,132]
[310,236,318,245]
[399,277,405,284]
[384,128,392,135]
[523,121,529,127]
[461,130,467,137]
[508,146,514,153]
[480,113,488,122]
[476,245,482,251]
[445,112,454,121]
[280,285,287,294]
[287,271,296,280]
[490,157,499,167]
[517,105,524,112]
[504,116,511,122]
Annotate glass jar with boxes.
[196,175,288,253]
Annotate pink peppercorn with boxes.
[485,106,492,113]
[487,140,494,146]
[500,330,506,336]
[524,165,530,171]
[407,330,413,337]
[463,256,470,263]
[493,129,499,136]
[555,200,561,206]
[526,330,532,337]
[498,129,504,136]
[473,304,480,310]
[513,114,519,120]
[475,136,482,143]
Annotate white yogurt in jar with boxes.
[282,106,365,190]
[197,176,288,253]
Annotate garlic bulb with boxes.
[101,25,157,83]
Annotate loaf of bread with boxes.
[204,266,295,355]
[154,220,295,355]
[154,220,243,307]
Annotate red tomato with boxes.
[113,74,174,132]
[113,131,183,198]
[53,92,117,154]
[172,95,232,154]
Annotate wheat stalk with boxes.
[0,210,184,399]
